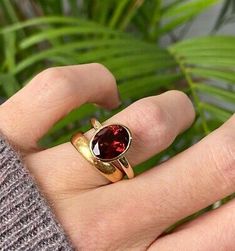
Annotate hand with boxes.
[0,63,234,251]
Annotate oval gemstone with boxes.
[91,125,130,160]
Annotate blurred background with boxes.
[0,0,234,177]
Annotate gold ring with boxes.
[71,118,134,182]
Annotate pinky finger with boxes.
[149,199,235,251]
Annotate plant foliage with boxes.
[0,0,234,174]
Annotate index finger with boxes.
[0,63,120,151]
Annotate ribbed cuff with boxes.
[0,136,74,251]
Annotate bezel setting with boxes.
[89,124,132,162]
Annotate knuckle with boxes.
[129,98,175,148]
[36,67,66,83]
[89,62,107,71]
[84,63,117,97]
[166,90,195,119]
[89,62,109,73]
[167,90,190,101]
[34,67,77,100]
[89,63,116,86]
[33,67,70,94]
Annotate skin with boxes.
[0,63,234,251]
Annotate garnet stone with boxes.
[90,125,131,161]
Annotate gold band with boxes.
[71,132,124,182]
[117,156,134,179]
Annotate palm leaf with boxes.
[170,36,235,134]
[160,0,221,34]
[0,16,178,144]
[213,0,235,31]
[0,3,234,164]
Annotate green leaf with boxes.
[163,0,219,18]
[183,56,235,67]
[118,0,144,30]
[161,0,220,33]
[3,32,16,71]
[171,36,235,51]
[0,73,20,97]
[213,0,234,31]
[15,39,149,74]
[0,16,89,33]
[193,83,235,103]
[1,0,19,23]
[169,35,235,134]
[200,102,232,122]
[49,104,97,134]
[189,68,235,84]
[119,73,182,99]
[108,0,130,28]
[19,26,121,49]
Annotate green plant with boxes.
[212,0,235,31]
[0,0,234,175]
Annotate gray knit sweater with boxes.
[0,135,75,251]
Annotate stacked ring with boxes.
[71,118,134,182]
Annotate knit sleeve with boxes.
[0,135,75,251]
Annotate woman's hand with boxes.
[0,63,234,250]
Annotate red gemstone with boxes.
[91,125,130,161]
